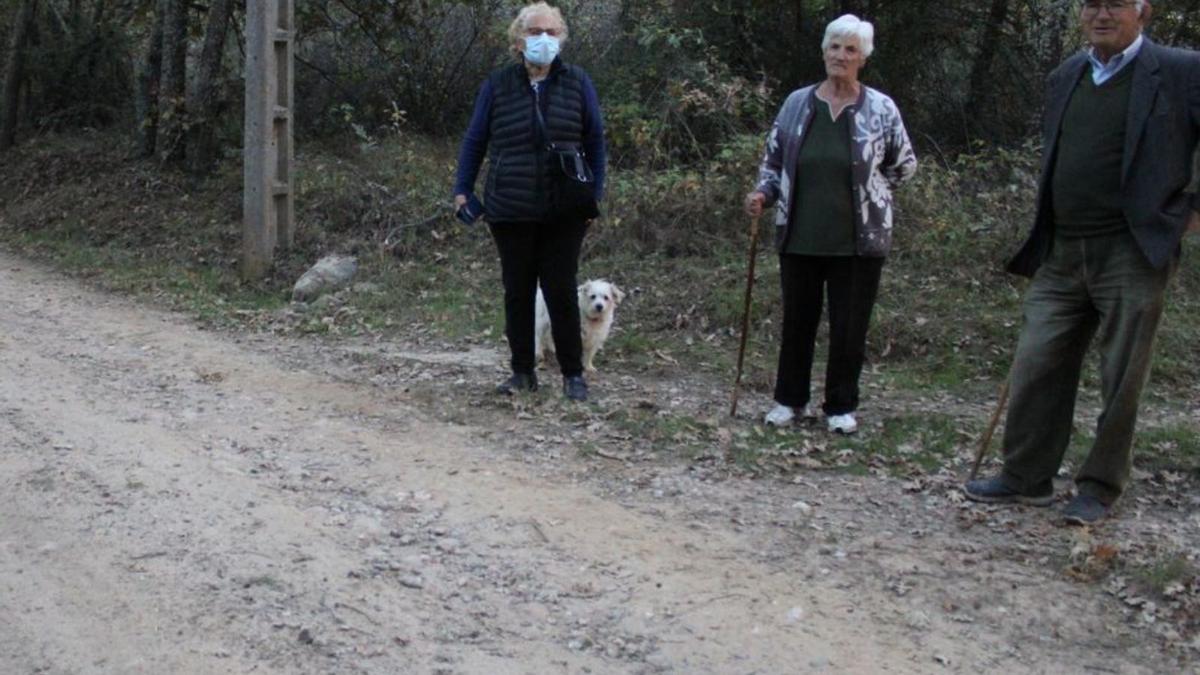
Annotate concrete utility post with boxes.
[243,0,295,280]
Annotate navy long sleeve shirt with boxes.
[453,68,607,203]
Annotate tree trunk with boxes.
[91,0,109,28]
[1042,1,1071,81]
[135,1,165,157]
[791,0,805,85]
[188,0,233,174]
[1,0,37,152]
[965,0,1011,130]
[158,0,188,163]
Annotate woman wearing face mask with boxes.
[745,14,917,434]
[453,1,607,402]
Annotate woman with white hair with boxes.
[745,14,917,434]
[453,2,607,402]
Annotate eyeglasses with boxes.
[1080,0,1137,14]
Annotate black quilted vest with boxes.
[483,59,587,222]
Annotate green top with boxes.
[786,99,855,256]
[1051,62,1135,238]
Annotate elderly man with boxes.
[965,0,1200,524]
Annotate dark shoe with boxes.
[1063,493,1111,525]
[563,375,588,402]
[963,476,1054,506]
[496,372,537,395]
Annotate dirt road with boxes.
[0,250,1191,674]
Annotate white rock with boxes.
[292,255,358,302]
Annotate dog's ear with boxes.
[613,285,625,305]
[577,280,590,295]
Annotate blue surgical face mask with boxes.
[523,34,560,66]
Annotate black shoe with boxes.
[496,372,537,395]
[963,476,1054,506]
[1063,493,1111,525]
[563,375,588,402]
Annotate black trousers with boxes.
[774,254,884,415]
[489,218,587,377]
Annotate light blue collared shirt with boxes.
[1088,34,1144,85]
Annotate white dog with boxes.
[535,279,625,373]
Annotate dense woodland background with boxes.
[3,0,1200,170]
[0,1,1198,394]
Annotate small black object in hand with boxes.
[456,194,484,225]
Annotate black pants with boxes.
[489,218,587,377]
[774,254,884,415]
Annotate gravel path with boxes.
[0,251,1190,674]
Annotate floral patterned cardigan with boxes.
[754,84,918,257]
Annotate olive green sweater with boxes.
[785,100,855,255]
[1050,63,1135,238]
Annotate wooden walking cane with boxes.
[969,372,1011,481]
[730,216,760,417]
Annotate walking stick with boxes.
[730,216,760,417]
[968,372,1011,481]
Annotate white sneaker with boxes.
[765,404,818,426]
[827,413,858,434]
[764,404,794,426]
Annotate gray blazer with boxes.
[1009,39,1200,277]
